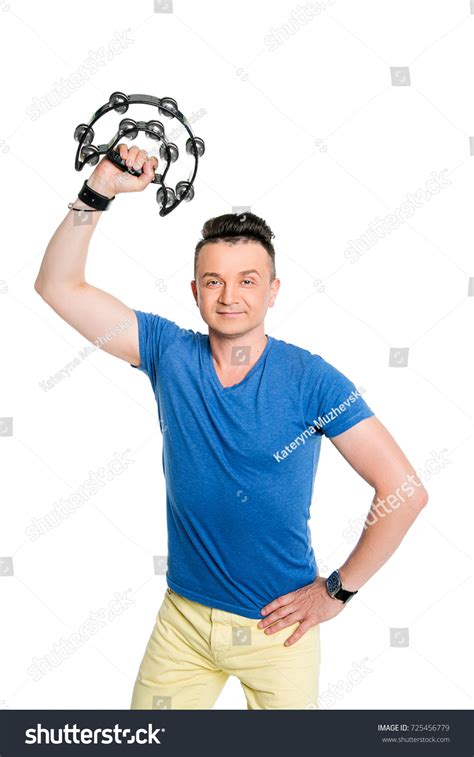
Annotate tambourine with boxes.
[73,91,205,216]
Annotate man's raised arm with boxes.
[34,144,158,367]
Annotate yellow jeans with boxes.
[130,587,321,710]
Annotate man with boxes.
[34,144,429,710]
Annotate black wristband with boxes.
[78,180,115,211]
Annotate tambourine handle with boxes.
[105,147,143,176]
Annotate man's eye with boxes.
[206,279,254,286]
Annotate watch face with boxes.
[327,571,341,596]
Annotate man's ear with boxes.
[269,277,281,307]
[190,280,199,306]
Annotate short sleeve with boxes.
[130,309,186,387]
[305,356,375,438]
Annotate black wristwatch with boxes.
[326,569,358,604]
[78,179,115,211]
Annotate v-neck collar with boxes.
[205,335,272,392]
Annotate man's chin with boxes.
[209,314,254,335]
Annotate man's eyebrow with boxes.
[201,269,262,279]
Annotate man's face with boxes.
[191,240,280,337]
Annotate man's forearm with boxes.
[338,487,428,592]
[34,174,112,294]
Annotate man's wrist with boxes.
[70,196,102,211]
[84,174,115,199]
[72,176,116,212]
[337,566,361,593]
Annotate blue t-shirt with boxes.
[131,309,375,619]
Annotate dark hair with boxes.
[194,212,276,282]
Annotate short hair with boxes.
[194,212,276,282]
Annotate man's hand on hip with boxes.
[257,576,345,646]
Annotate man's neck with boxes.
[208,328,267,373]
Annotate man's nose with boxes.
[218,284,239,304]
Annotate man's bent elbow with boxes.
[413,487,429,509]
[419,488,429,507]
[34,278,46,298]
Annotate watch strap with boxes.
[78,180,115,211]
[334,586,358,603]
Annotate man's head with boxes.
[191,212,280,337]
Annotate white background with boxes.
[0,0,472,710]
